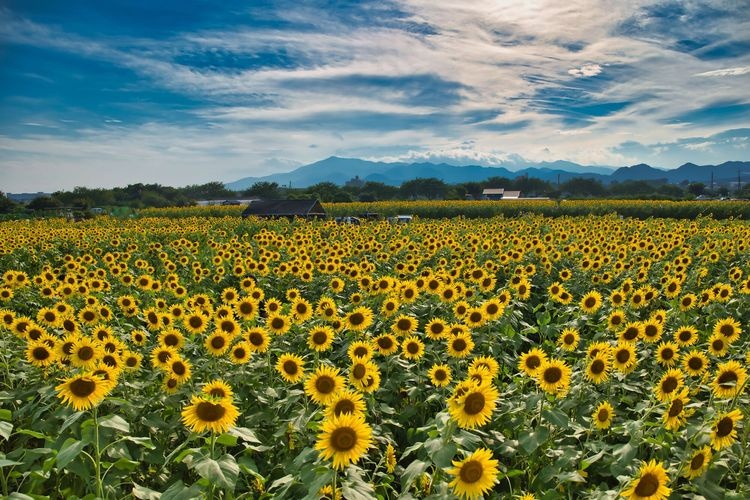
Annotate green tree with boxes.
[27,196,63,211]
[688,182,706,196]
[243,182,281,199]
[0,192,17,213]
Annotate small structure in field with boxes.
[482,188,522,200]
[241,199,326,220]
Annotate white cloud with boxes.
[694,66,750,77]
[568,64,603,77]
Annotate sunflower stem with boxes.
[92,406,103,499]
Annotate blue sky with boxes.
[1,0,749,192]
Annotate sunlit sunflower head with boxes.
[585,354,611,384]
[181,394,239,434]
[707,333,729,357]
[26,340,57,368]
[447,447,499,499]
[655,369,685,402]
[579,290,602,314]
[710,409,743,451]
[344,306,374,332]
[607,310,626,331]
[150,344,178,370]
[711,360,747,399]
[69,336,103,369]
[373,334,399,356]
[425,318,449,340]
[391,314,419,336]
[245,327,271,353]
[641,320,664,344]
[202,379,234,400]
[662,387,690,431]
[448,382,498,430]
[518,348,548,377]
[655,341,679,367]
[276,353,306,383]
[122,351,143,372]
[682,349,709,376]
[586,341,611,360]
[290,297,313,323]
[229,341,252,364]
[428,363,452,387]
[307,325,335,352]
[619,322,643,344]
[466,365,494,388]
[447,332,474,359]
[683,446,712,480]
[678,293,697,312]
[305,365,345,405]
[713,317,742,344]
[621,459,671,500]
[158,328,185,349]
[204,331,231,356]
[314,412,373,470]
[673,326,698,347]
[347,340,374,362]
[469,355,500,378]
[56,372,112,411]
[557,327,580,352]
[324,388,366,419]
[613,343,638,374]
[265,313,291,336]
[380,295,400,317]
[481,298,505,321]
[536,359,571,396]
[183,311,209,335]
[592,401,614,430]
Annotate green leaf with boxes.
[214,433,238,447]
[192,454,239,490]
[542,408,569,428]
[113,457,139,471]
[123,436,156,449]
[400,459,428,491]
[581,449,606,469]
[0,408,11,421]
[56,438,85,468]
[0,421,12,440]
[161,480,202,500]
[132,482,161,500]
[16,429,47,439]
[0,459,22,467]
[431,442,457,469]
[518,427,550,454]
[229,426,262,444]
[267,474,295,495]
[98,414,130,433]
[59,411,85,433]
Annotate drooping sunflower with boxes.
[56,373,112,411]
[536,359,571,396]
[276,353,306,383]
[306,365,345,405]
[655,341,679,367]
[682,350,709,376]
[385,443,397,473]
[373,333,399,356]
[428,363,452,387]
[710,409,743,450]
[446,447,499,499]
[655,369,685,402]
[621,459,671,500]
[447,332,474,359]
[713,317,742,344]
[585,354,611,384]
[26,340,57,368]
[448,383,498,429]
[711,360,747,399]
[612,342,637,374]
[181,394,239,434]
[343,306,374,332]
[662,387,690,431]
[324,388,366,419]
[557,328,580,351]
[683,446,712,480]
[592,401,614,430]
[401,335,425,361]
[579,290,602,314]
[314,413,373,470]
[518,348,548,377]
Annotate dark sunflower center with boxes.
[616,349,631,363]
[70,378,96,397]
[271,318,285,329]
[167,378,178,389]
[668,398,684,417]
[126,356,138,367]
[430,324,444,334]
[172,361,186,375]
[718,371,738,388]
[63,342,75,355]
[525,355,541,370]
[453,339,467,352]
[352,365,366,379]
[660,348,674,360]
[690,453,705,470]
[397,319,412,331]
[316,375,336,393]
[189,316,203,328]
[679,330,692,342]
[211,337,226,349]
[83,311,95,321]
[378,337,393,349]
[313,331,328,345]
[717,416,734,437]
[434,369,447,381]
[712,339,724,351]
[644,325,657,337]
[221,321,235,333]
[624,328,639,340]
[469,312,482,323]
[720,325,734,337]
[597,408,609,422]
[44,312,56,322]
[209,388,227,398]
[463,393,486,415]
[233,347,247,359]
[240,302,253,314]
[102,355,117,367]
[195,401,226,422]
[662,377,677,393]
[459,460,483,484]
[334,399,355,416]
[591,359,605,374]
[349,313,364,326]
[330,427,357,451]
[584,298,596,308]
[78,346,94,361]
[634,473,660,497]
[406,342,419,354]
[158,350,171,363]
[688,357,703,370]
[564,334,575,345]
[33,347,50,361]
[544,366,562,384]
[249,332,264,346]
[164,334,179,346]
[354,346,368,357]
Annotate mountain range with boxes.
[225,157,750,190]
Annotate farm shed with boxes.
[241,199,326,220]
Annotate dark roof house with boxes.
[241,199,326,220]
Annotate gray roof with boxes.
[241,199,326,218]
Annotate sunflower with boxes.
[613,343,637,374]
[707,333,729,357]
[711,360,747,399]
[469,355,499,378]
[682,350,709,376]
[607,310,626,331]
[290,298,314,323]
[158,328,185,349]
[315,413,373,470]
[183,311,209,335]
[205,331,231,356]
[324,389,366,419]
[306,365,345,405]
[245,327,271,353]
[710,409,743,450]
[343,307,373,332]
[678,293,697,312]
[380,296,400,317]
[557,328,580,351]
[130,330,148,346]
[425,318,448,340]
[655,369,684,402]
[151,345,178,370]
[202,379,234,400]
[481,298,504,321]
[373,334,399,356]
[234,297,258,321]
[587,341,611,360]
[229,341,252,364]
[447,448,498,499]
[401,336,425,361]
[349,359,378,390]
[641,320,663,344]
[447,332,474,359]
[122,351,142,372]
[215,317,241,339]
[264,297,282,315]
[518,348,548,377]
[585,354,611,384]
[673,326,698,347]
[713,317,742,344]
[56,373,112,411]
[453,302,470,320]
[391,314,418,336]
[306,326,334,352]
[266,314,291,335]
[619,322,642,343]
[428,364,452,387]
[276,353,306,383]
[463,308,486,328]
[181,394,239,434]
[662,387,690,431]
[683,446,712,480]
[448,383,498,429]
[385,443,397,473]
[536,359,571,396]
[592,401,614,430]
[621,459,671,500]
[347,340,374,361]
[655,342,679,367]
[69,337,102,369]
[579,291,602,314]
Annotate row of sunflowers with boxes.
[0,213,748,498]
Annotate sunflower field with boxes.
[0,212,748,499]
